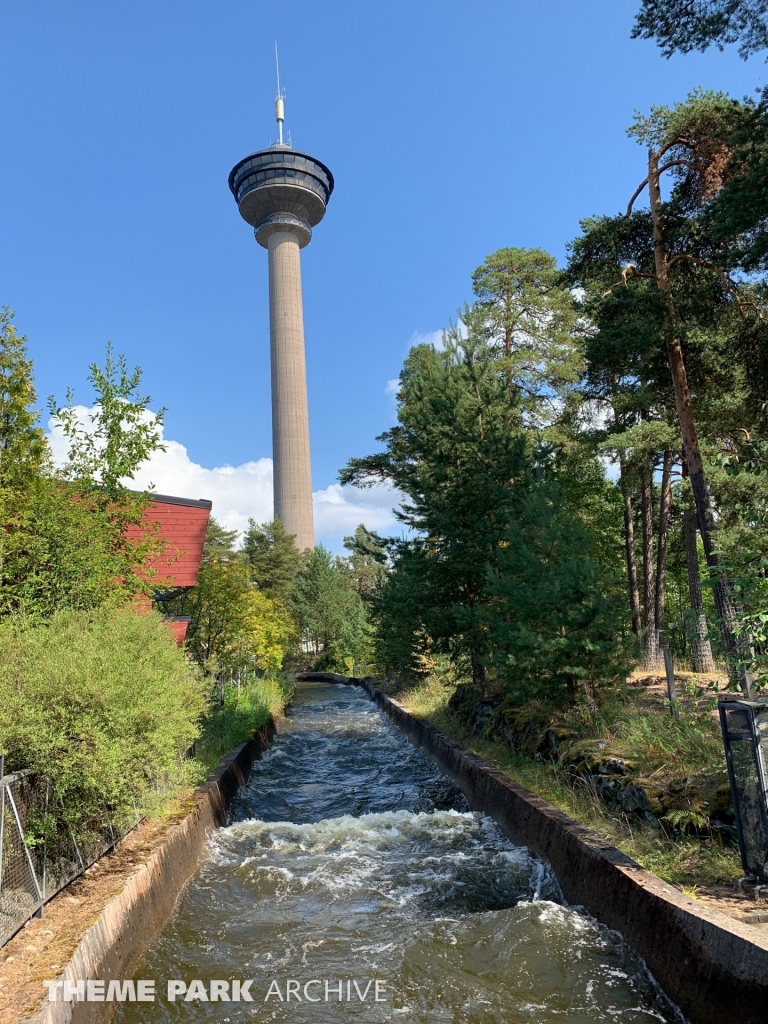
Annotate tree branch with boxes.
[624,179,649,218]
[665,254,764,319]
[601,263,659,297]
[658,158,697,175]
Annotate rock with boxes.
[562,739,635,777]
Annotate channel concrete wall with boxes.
[314,674,767,1024]
[33,674,768,1024]
[29,722,276,1024]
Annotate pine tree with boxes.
[291,545,369,671]
[632,0,768,59]
[342,524,388,595]
[0,308,48,489]
[202,516,240,561]
[241,518,303,603]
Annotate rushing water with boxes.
[116,682,683,1023]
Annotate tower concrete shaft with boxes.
[229,144,333,552]
[268,229,314,550]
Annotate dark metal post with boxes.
[0,754,5,892]
[663,646,679,720]
[719,698,768,882]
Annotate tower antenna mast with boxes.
[274,42,285,145]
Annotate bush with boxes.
[0,607,208,841]
[0,480,163,618]
[196,672,292,772]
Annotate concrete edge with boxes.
[28,720,277,1024]
[329,673,768,1024]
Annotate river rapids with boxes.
[115,681,683,1023]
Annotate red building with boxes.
[136,493,212,644]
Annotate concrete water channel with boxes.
[115,680,683,1023]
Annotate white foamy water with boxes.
[115,683,684,1023]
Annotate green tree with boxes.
[0,334,166,616]
[342,523,388,595]
[567,92,763,686]
[342,331,529,688]
[242,518,303,603]
[171,518,298,675]
[471,247,582,428]
[202,516,239,560]
[632,0,768,59]
[49,341,166,498]
[483,481,630,709]
[291,544,370,671]
[344,248,627,700]
[0,308,48,488]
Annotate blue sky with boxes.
[1,1,765,546]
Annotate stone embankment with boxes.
[447,684,733,835]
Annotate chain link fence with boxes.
[0,756,137,947]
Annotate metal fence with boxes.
[719,698,768,883]
[0,756,134,947]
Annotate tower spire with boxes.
[274,41,285,146]
[229,68,334,551]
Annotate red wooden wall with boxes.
[127,493,212,646]
[141,494,212,587]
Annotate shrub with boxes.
[196,672,292,772]
[0,607,208,841]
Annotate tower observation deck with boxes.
[228,139,334,551]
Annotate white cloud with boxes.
[385,378,400,398]
[313,482,403,545]
[409,328,446,350]
[46,407,400,549]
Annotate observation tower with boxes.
[228,56,333,550]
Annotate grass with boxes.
[194,672,293,776]
[385,673,742,889]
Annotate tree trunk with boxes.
[471,648,487,695]
[620,456,642,635]
[640,453,659,667]
[684,505,716,674]
[647,147,747,691]
[655,449,673,634]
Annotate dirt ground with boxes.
[0,798,194,1024]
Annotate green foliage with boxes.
[714,430,768,684]
[707,102,768,271]
[483,480,631,707]
[242,517,303,603]
[48,342,166,498]
[343,247,623,698]
[0,479,160,617]
[0,607,208,840]
[343,333,530,685]
[470,247,582,428]
[202,516,240,560]
[291,544,371,671]
[196,672,292,773]
[632,0,768,59]
[342,523,388,595]
[365,539,433,680]
[172,556,297,674]
[0,308,48,488]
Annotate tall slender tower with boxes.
[228,65,333,550]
